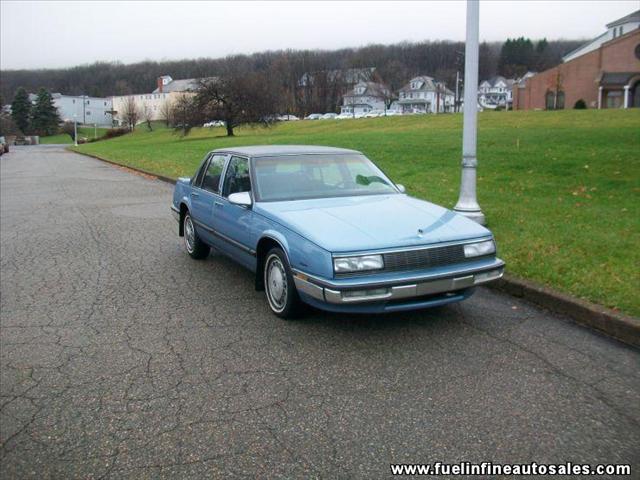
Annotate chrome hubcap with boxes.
[266,255,287,311]
[184,216,195,253]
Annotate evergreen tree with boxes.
[30,88,60,136]
[498,37,535,77]
[11,87,31,134]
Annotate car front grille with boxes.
[335,243,470,278]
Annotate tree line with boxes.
[1,37,583,110]
[2,87,60,136]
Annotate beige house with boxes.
[110,75,206,126]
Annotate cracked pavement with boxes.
[1,145,639,479]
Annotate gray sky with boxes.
[1,0,637,70]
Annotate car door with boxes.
[190,153,227,245]
[213,156,257,269]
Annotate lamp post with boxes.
[73,114,78,147]
[454,0,485,224]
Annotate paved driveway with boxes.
[1,146,639,479]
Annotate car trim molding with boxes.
[191,218,256,256]
[331,236,494,257]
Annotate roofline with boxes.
[561,31,608,61]
[606,10,640,28]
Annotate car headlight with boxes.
[333,255,384,273]
[464,240,496,258]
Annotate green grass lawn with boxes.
[73,110,640,316]
[40,126,110,144]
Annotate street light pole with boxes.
[73,114,78,147]
[454,0,485,224]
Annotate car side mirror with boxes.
[228,191,253,208]
[396,184,406,193]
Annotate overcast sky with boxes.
[1,0,637,70]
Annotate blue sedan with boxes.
[171,145,505,318]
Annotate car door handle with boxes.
[214,201,224,207]
[191,192,199,197]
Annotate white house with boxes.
[28,93,113,126]
[478,76,516,108]
[340,81,390,115]
[396,76,454,114]
[562,9,640,63]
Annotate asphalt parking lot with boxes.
[1,145,639,479]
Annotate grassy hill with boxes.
[73,110,640,316]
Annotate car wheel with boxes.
[183,212,210,259]
[264,247,302,319]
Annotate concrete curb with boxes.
[72,148,640,348]
[487,274,639,348]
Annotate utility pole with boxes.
[454,0,485,224]
[73,114,78,147]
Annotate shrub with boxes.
[61,121,76,141]
[574,99,587,109]
[102,128,130,140]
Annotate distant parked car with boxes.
[203,120,225,128]
[304,113,323,120]
[0,136,7,155]
[171,145,504,318]
[321,113,338,120]
[336,112,353,120]
[353,112,366,119]
[363,110,382,118]
[384,110,401,116]
[277,114,300,121]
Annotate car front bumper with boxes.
[292,258,504,313]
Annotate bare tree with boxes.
[158,99,174,127]
[141,102,153,131]
[121,96,139,131]
[369,83,394,115]
[194,61,278,137]
[172,93,199,136]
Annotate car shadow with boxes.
[205,250,465,335]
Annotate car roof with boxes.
[210,145,362,158]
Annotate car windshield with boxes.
[253,153,398,201]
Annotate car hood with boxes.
[255,194,491,253]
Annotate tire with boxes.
[263,247,303,319]
[183,212,210,259]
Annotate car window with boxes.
[201,155,226,194]
[193,154,211,187]
[222,156,251,197]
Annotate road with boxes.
[1,145,639,479]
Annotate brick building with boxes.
[513,10,640,110]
